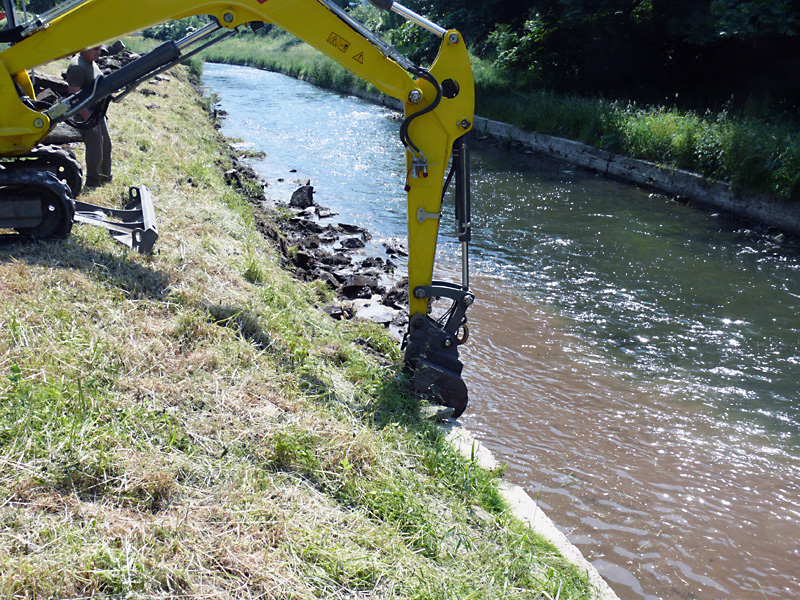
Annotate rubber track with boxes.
[0,145,83,198]
[0,168,74,244]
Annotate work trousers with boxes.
[82,117,112,184]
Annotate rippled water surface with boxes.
[204,63,800,600]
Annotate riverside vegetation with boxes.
[0,57,597,598]
[194,14,800,202]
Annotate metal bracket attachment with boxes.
[72,185,158,253]
[417,206,440,224]
[413,280,474,337]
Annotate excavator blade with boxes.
[73,185,158,253]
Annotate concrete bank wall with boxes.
[472,117,800,236]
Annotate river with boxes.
[202,62,800,600]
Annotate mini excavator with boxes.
[0,0,475,416]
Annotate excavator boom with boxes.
[0,0,476,416]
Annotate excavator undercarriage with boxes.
[0,145,158,253]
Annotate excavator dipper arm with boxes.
[0,0,475,416]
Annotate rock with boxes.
[104,40,127,56]
[339,223,371,240]
[382,278,409,309]
[391,312,409,327]
[341,273,383,299]
[100,57,123,72]
[383,241,408,257]
[316,251,350,267]
[43,122,81,145]
[340,236,365,250]
[344,274,380,289]
[290,185,315,209]
[32,72,68,97]
[303,234,321,249]
[341,285,373,300]
[323,304,345,320]
[313,270,340,290]
[361,257,384,269]
[34,88,59,105]
[352,300,397,324]
[288,216,324,234]
[292,250,314,270]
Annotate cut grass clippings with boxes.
[0,54,598,598]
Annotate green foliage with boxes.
[711,0,800,38]
[142,15,210,41]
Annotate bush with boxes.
[142,16,210,41]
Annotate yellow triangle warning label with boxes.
[353,52,364,64]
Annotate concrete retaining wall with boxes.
[473,117,800,236]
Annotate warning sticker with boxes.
[327,32,350,53]
[353,52,364,64]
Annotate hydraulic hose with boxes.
[400,67,442,159]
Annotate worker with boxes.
[66,45,112,188]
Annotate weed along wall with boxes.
[0,54,608,599]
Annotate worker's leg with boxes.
[81,123,103,186]
[99,117,112,181]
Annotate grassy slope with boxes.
[201,32,800,201]
[0,62,596,598]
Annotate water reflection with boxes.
[204,63,800,600]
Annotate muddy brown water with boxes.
[204,63,800,600]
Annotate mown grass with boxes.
[199,29,800,201]
[0,54,598,598]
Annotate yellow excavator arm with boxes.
[0,0,475,416]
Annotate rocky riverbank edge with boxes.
[219,124,620,600]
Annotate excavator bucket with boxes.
[72,185,158,253]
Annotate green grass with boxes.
[200,34,375,96]
[476,53,800,201]
[1,54,598,599]
[200,29,800,201]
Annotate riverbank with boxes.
[0,59,605,598]
[295,78,800,237]
[198,32,800,235]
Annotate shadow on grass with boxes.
[207,303,278,354]
[0,235,170,300]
